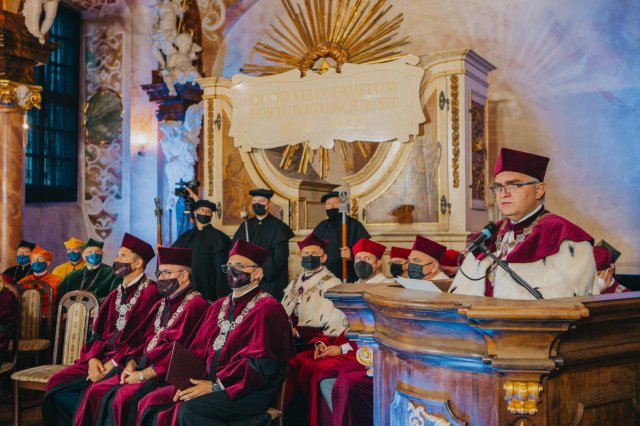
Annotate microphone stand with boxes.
[477,243,544,300]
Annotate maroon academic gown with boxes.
[319,361,372,426]
[87,288,210,426]
[43,275,161,426]
[0,286,19,363]
[285,327,356,426]
[136,286,295,426]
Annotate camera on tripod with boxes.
[174,179,200,211]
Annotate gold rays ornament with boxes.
[242,0,408,178]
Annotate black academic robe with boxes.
[313,216,370,283]
[56,264,120,306]
[3,264,32,284]
[232,215,295,301]
[173,225,231,301]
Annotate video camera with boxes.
[174,179,200,211]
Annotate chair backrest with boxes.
[17,280,53,341]
[53,291,99,365]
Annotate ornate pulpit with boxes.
[327,284,640,425]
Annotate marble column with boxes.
[0,107,26,269]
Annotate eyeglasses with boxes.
[155,270,184,279]
[221,263,258,273]
[489,181,538,195]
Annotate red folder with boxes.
[165,341,206,390]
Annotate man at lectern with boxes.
[451,148,599,299]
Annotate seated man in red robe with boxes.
[135,239,294,426]
[593,245,630,294]
[352,238,389,284]
[407,236,450,281]
[452,148,598,299]
[388,246,411,278]
[0,279,19,366]
[75,247,210,426]
[19,245,61,316]
[283,233,367,426]
[44,233,161,426]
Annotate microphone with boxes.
[462,223,498,256]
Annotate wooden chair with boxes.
[16,280,54,365]
[267,371,287,426]
[11,290,99,426]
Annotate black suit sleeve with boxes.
[262,238,289,283]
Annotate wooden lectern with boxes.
[326,284,640,426]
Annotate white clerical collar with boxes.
[123,272,144,288]
[232,283,259,300]
[511,203,543,225]
[303,266,325,280]
[87,263,101,270]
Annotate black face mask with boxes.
[196,214,212,225]
[113,261,133,278]
[301,255,322,271]
[390,263,404,278]
[157,277,180,296]
[407,263,427,280]
[354,261,374,280]
[326,208,340,221]
[252,203,267,216]
[226,267,253,289]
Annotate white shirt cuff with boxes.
[111,359,119,368]
[216,378,225,390]
[340,343,353,354]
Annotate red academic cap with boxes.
[31,245,53,262]
[158,247,192,267]
[440,249,461,267]
[389,246,411,260]
[352,238,386,260]
[494,148,550,181]
[593,246,612,271]
[121,233,155,264]
[229,239,270,267]
[297,233,329,251]
[411,236,446,261]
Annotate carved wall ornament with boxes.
[240,0,411,179]
[350,197,359,220]
[407,401,452,426]
[83,27,124,245]
[470,100,487,208]
[503,380,543,415]
[450,75,460,188]
[290,199,298,230]
[355,347,374,377]
[196,0,225,43]
[207,97,214,197]
[0,81,42,110]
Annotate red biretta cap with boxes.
[229,239,270,267]
[493,148,550,181]
[440,249,461,267]
[121,233,155,264]
[593,246,612,271]
[297,233,329,251]
[158,247,192,267]
[389,246,411,260]
[352,238,386,260]
[411,236,446,261]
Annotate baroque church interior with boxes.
[0,0,639,425]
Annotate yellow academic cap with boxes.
[64,237,85,249]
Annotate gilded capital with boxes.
[0,80,42,110]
